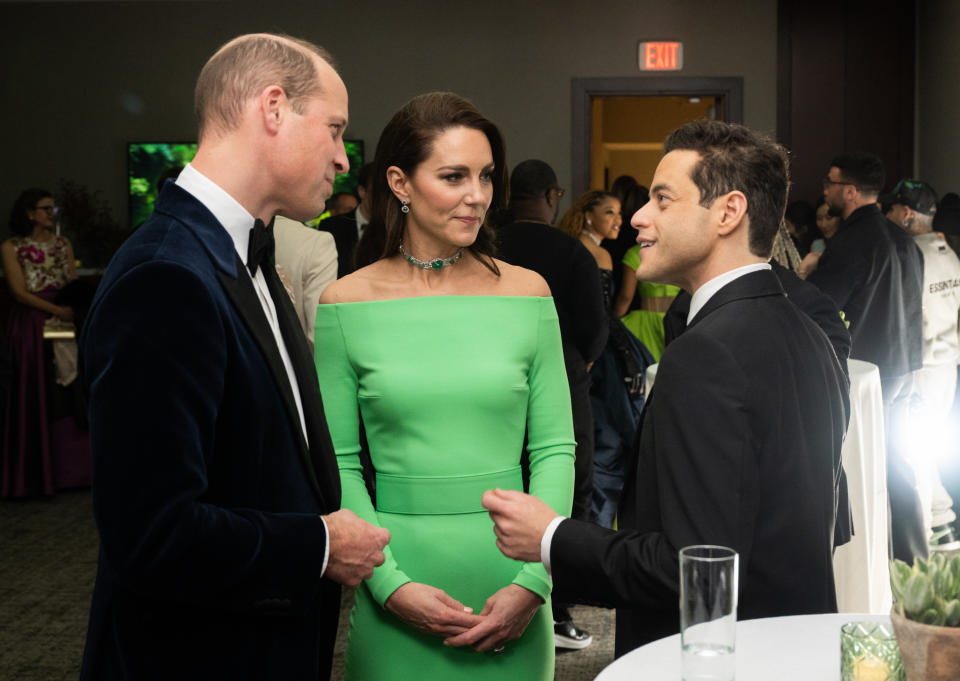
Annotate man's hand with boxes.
[482,488,559,563]
[322,509,389,586]
[443,584,542,652]
[385,582,485,637]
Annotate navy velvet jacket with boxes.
[79,184,342,681]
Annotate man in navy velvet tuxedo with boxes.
[79,34,389,681]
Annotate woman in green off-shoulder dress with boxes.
[314,93,574,680]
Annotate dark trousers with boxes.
[882,372,929,564]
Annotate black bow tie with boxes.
[247,218,275,277]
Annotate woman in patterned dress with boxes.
[1,188,78,497]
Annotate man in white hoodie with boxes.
[889,178,960,549]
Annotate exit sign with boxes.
[639,41,683,71]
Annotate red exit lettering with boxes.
[639,42,683,71]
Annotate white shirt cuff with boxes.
[320,516,330,577]
[541,516,567,578]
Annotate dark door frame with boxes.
[571,76,744,197]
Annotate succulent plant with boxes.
[890,553,960,627]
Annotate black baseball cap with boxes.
[891,179,938,216]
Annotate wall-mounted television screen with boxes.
[127,140,365,228]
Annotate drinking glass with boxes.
[679,545,739,681]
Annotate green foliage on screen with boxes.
[128,143,198,227]
[334,140,365,196]
[127,140,364,227]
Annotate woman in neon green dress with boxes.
[615,243,681,361]
[314,93,574,680]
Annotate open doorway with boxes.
[571,77,743,198]
[591,96,716,190]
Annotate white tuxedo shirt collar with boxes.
[687,262,772,325]
[175,163,256,261]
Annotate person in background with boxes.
[931,190,960,526]
[809,151,927,564]
[797,199,841,279]
[609,174,637,206]
[558,190,621,269]
[326,191,358,217]
[784,199,818,255]
[1,188,79,498]
[606,182,647,303]
[496,160,605,651]
[558,191,652,530]
[607,174,640,295]
[273,216,338,350]
[319,162,372,277]
[615,238,680,362]
[888,179,960,550]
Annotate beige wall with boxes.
[1,0,778,247]
[918,0,960,196]
[591,96,717,188]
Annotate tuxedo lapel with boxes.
[216,255,327,502]
[261,255,341,507]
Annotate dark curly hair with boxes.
[354,92,507,273]
[8,188,53,237]
[557,190,618,239]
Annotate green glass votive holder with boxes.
[840,621,905,681]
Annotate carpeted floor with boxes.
[0,490,614,680]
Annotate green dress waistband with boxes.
[375,466,523,515]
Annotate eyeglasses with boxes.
[34,205,59,215]
[548,187,565,198]
[822,177,854,189]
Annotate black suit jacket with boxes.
[664,261,851,377]
[79,184,342,681]
[317,212,360,278]
[808,204,922,379]
[550,269,850,655]
[496,220,608,366]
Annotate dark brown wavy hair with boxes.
[354,92,507,273]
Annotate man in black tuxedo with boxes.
[484,120,849,656]
[79,34,389,681]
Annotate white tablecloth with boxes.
[595,613,890,680]
[833,359,891,614]
[644,359,891,614]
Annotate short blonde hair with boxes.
[194,33,335,140]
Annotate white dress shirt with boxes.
[175,165,329,573]
[687,262,772,324]
[540,261,772,575]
